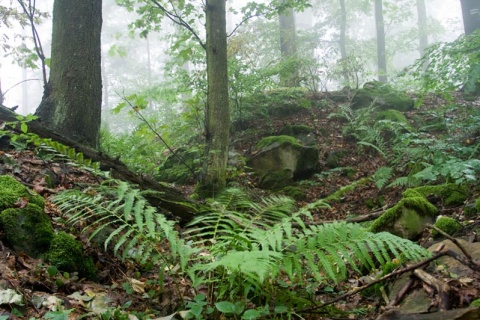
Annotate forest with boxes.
[1,0,480,319]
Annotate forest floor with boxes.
[0,92,479,319]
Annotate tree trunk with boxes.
[279,2,299,87]
[339,0,348,84]
[460,0,480,35]
[374,0,387,83]
[197,0,230,197]
[35,0,102,149]
[416,0,428,57]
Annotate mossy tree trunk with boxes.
[374,0,387,83]
[35,0,102,149]
[279,1,299,87]
[197,0,230,197]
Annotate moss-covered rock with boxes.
[156,147,202,184]
[0,175,45,211]
[369,193,438,240]
[432,216,462,238]
[44,232,97,280]
[249,136,320,189]
[279,125,315,145]
[404,184,468,206]
[352,81,414,112]
[255,135,301,150]
[0,203,54,257]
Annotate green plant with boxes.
[54,185,431,318]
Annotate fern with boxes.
[372,166,393,189]
[52,180,194,268]
[187,188,431,301]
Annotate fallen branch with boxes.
[299,251,448,314]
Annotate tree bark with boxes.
[197,0,230,197]
[374,0,387,83]
[35,0,102,149]
[460,0,480,35]
[279,1,299,87]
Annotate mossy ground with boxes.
[0,174,45,210]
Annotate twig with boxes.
[16,0,48,87]
[427,224,472,262]
[413,269,450,310]
[299,251,448,314]
[117,93,199,181]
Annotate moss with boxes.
[279,125,313,136]
[432,216,462,238]
[0,175,45,211]
[475,197,480,212]
[369,196,438,233]
[255,135,301,150]
[0,203,54,257]
[405,184,468,206]
[470,298,480,307]
[44,232,97,280]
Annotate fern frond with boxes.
[52,180,193,268]
[372,166,393,189]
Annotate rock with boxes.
[369,191,438,240]
[279,124,316,145]
[44,231,97,280]
[352,81,414,112]
[248,135,320,189]
[0,203,54,257]
[428,239,480,278]
[376,307,480,320]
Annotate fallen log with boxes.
[0,105,199,222]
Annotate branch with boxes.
[117,92,200,181]
[16,0,47,87]
[148,0,206,50]
[299,251,448,314]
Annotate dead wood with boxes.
[0,105,199,222]
[413,269,450,310]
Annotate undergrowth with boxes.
[53,182,430,319]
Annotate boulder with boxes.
[369,190,438,240]
[352,81,414,112]
[248,135,320,189]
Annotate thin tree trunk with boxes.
[416,0,428,57]
[198,0,230,197]
[279,1,299,87]
[35,0,102,149]
[339,0,348,84]
[374,0,387,83]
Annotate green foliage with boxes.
[186,188,430,311]
[0,115,101,172]
[54,184,430,318]
[372,166,393,190]
[52,180,194,269]
[410,29,480,96]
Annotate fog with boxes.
[0,0,464,121]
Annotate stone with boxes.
[352,81,414,112]
[248,135,320,189]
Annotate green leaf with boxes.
[20,122,28,133]
[215,301,242,314]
